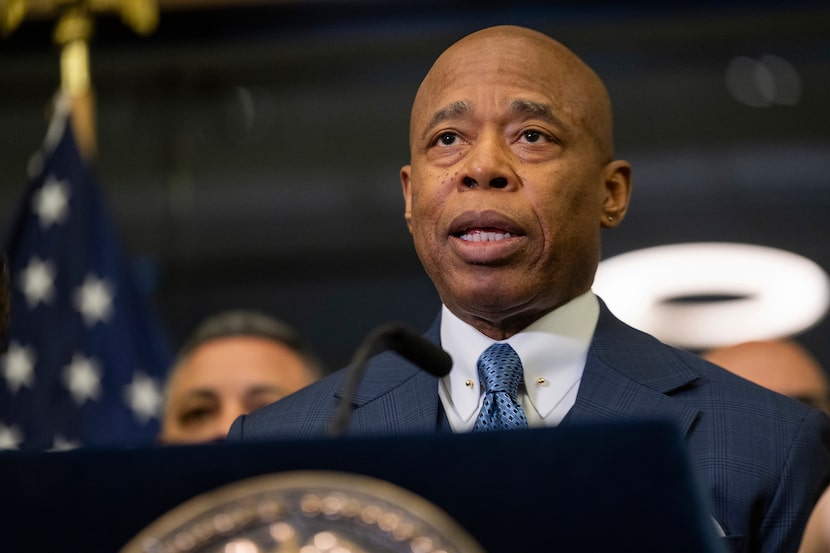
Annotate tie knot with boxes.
[477,343,523,396]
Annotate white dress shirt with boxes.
[438,291,599,432]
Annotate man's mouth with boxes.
[447,213,525,264]
[457,229,515,242]
[449,210,525,242]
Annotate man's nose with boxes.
[459,134,517,191]
[215,408,244,441]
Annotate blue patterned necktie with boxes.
[473,343,528,431]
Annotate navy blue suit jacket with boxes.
[229,302,830,553]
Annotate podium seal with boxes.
[121,470,485,553]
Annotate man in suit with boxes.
[229,25,830,552]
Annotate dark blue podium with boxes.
[0,420,724,552]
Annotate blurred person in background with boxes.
[159,310,322,444]
[703,339,830,415]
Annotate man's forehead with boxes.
[431,96,562,119]
[409,28,612,155]
[414,54,583,127]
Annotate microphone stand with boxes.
[328,323,452,436]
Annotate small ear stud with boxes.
[607,215,615,222]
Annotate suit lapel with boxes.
[563,302,701,438]
[335,304,702,438]
[335,317,443,435]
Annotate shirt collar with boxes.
[439,291,599,423]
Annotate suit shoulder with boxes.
[235,368,348,441]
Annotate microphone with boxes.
[328,323,453,436]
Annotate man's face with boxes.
[160,336,317,444]
[401,29,630,338]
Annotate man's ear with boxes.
[600,160,632,228]
[400,164,413,232]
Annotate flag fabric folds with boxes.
[0,105,173,451]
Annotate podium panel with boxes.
[0,420,724,552]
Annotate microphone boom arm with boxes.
[328,323,452,436]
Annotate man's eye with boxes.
[179,407,214,426]
[522,130,545,143]
[437,132,459,146]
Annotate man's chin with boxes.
[443,286,532,320]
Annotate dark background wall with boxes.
[2,1,829,372]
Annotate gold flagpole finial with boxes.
[3,0,159,160]
[55,4,93,96]
[113,0,158,36]
[0,0,27,36]
[53,2,96,159]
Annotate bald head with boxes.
[410,25,615,162]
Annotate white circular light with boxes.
[593,243,830,349]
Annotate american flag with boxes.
[0,104,173,451]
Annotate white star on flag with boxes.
[63,353,103,405]
[33,176,70,229]
[0,422,24,450]
[2,342,36,394]
[73,274,114,326]
[20,256,56,308]
[123,371,163,424]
